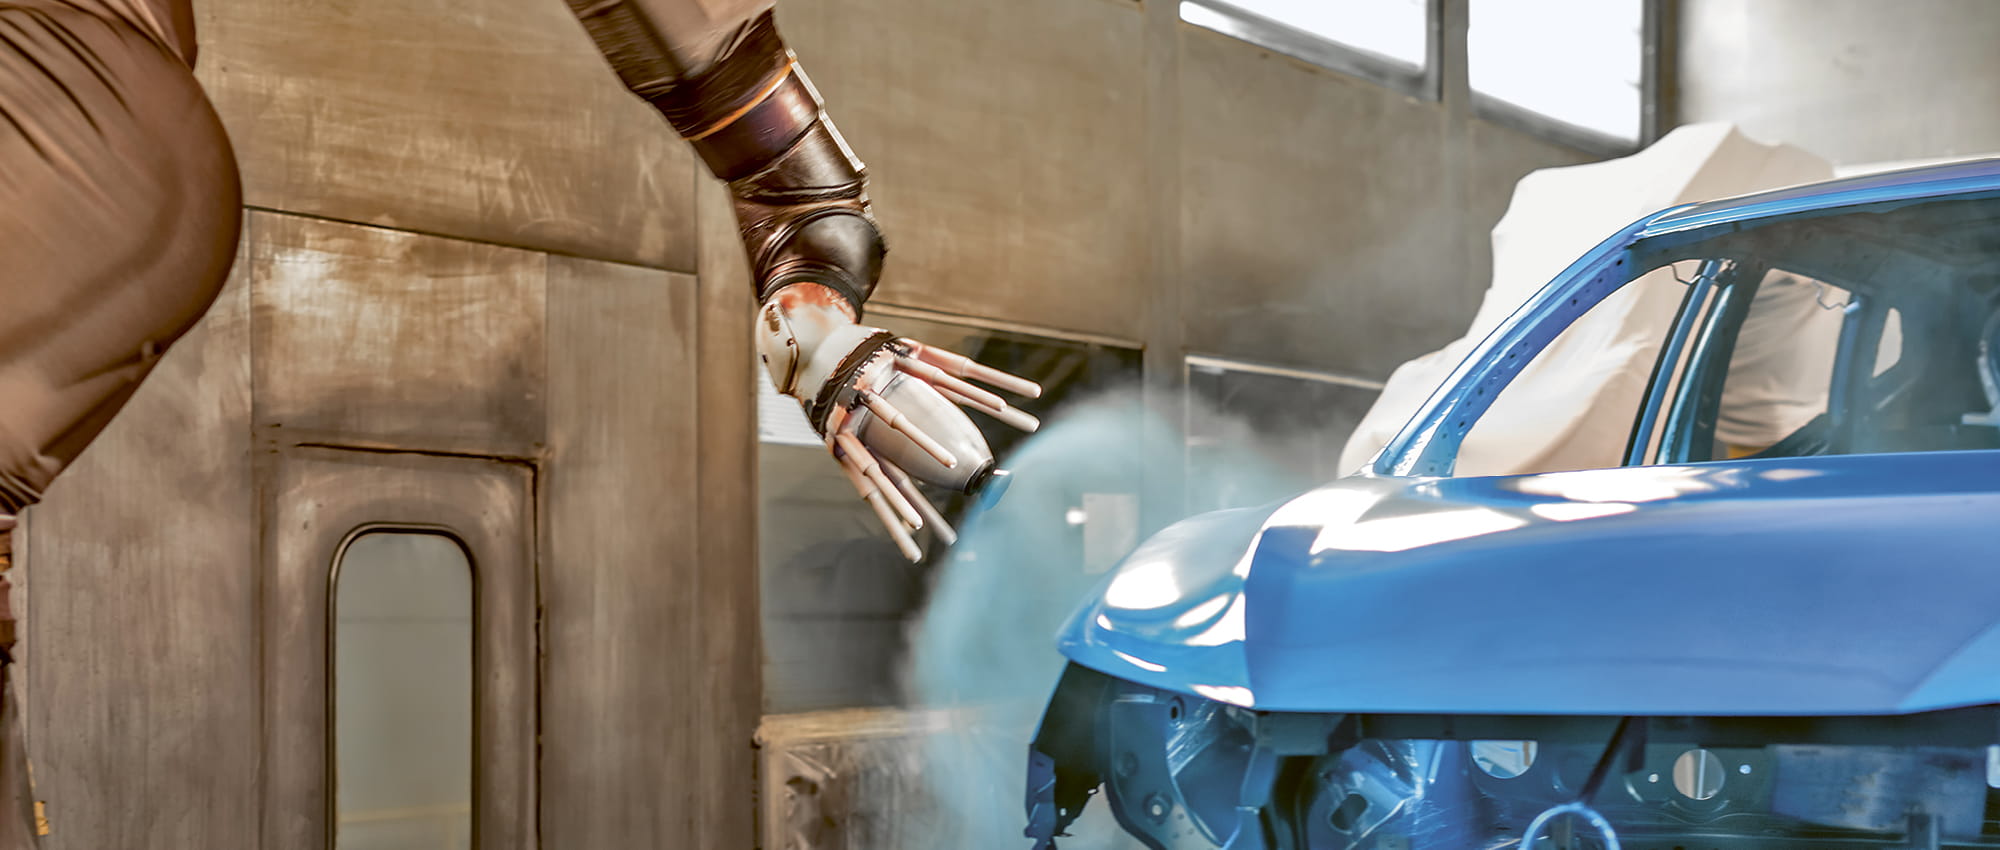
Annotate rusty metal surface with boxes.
[192,0,699,271]
[249,212,548,457]
[540,258,707,848]
[18,237,256,850]
[757,709,962,850]
[260,447,536,850]
[776,0,1149,341]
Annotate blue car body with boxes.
[1027,159,2000,850]
[1063,450,2000,718]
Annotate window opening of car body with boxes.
[1647,271,1975,466]
[331,530,474,850]
[1658,280,1956,464]
[1648,269,1847,464]
[1639,198,2000,464]
[1451,259,1699,477]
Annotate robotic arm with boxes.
[566,2,1040,559]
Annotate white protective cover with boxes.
[1339,123,1840,477]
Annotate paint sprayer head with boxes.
[756,283,1043,561]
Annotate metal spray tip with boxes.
[973,468,1012,511]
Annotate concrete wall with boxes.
[1679,0,2000,166]
[15,0,1596,849]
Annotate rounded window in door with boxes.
[333,531,474,850]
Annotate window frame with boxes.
[1180,0,1445,101]
[1182,353,1389,509]
[262,446,536,850]
[1179,0,1670,155]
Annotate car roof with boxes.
[1636,156,2000,239]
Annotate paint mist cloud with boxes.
[896,386,1339,849]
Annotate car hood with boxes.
[1058,451,2000,715]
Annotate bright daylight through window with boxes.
[1181,0,1429,71]
[1470,0,1644,143]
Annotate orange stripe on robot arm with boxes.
[682,60,797,143]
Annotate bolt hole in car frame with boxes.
[1028,160,2000,850]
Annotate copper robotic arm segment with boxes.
[566,2,884,314]
[563,0,774,93]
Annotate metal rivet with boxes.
[1117,752,1139,778]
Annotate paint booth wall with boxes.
[1679,0,2000,166]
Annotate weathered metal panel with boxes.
[193,0,699,271]
[540,258,705,849]
[776,0,1150,340]
[19,234,256,850]
[249,212,548,457]
[693,172,760,847]
[757,709,957,850]
[260,448,536,850]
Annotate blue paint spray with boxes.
[899,388,1319,848]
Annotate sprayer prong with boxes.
[836,433,923,530]
[884,461,957,546]
[859,390,959,469]
[899,339,1043,399]
[938,385,1041,433]
[828,437,873,495]
[830,437,926,561]
[856,482,921,561]
[893,354,1007,410]
[880,506,924,561]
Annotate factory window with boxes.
[758,310,1142,712]
[1469,0,1646,147]
[1185,356,1384,514]
[1180,0,1435,97]
[332,531,473,850]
